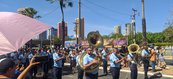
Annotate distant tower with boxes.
[75,17,85,39]
[125,23,132,36]
[114,25,121,34]
[47,27,57,39]
[57,22,67,39]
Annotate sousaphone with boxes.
[78,31,103,73]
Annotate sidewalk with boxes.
[164,56,173,60]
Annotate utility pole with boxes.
[74,22,79,44]
[142,0,147,44]
[78,0,81,41]
[131,8,137,43]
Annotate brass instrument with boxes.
[128,43,142,66]
[78,31,103,73]
[87,31,103,47]
[128,43,140,53]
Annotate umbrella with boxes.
[0,12,50,55]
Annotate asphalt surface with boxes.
[45,65,172,79]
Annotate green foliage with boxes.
[163,26,173,42]
[17,7,41,19]
[146,32,164,43]
[102,35,110,39]
[152,42,173,46]
[110,34,123,39]
[46,0,73,7]
[53,36,61,44]
[65,36,75,41]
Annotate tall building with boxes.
[75,17,85,39]
[114,25,121,34]
[47,27,57,39]
[57,22,68,39]
[39,31,47,40]
[125,23,132,36]
[32,31,47,40]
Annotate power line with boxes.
[81,3,126,24]
[85,0,130,16]
[40,7,60,19]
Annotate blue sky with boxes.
[0,0,173,37]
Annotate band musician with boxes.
[141,46,150,79]
[110,48,126,79]
[83,47,99,79]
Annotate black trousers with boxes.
[110,67,120,79]
[53,67,62,79]
[130,63,138,79]
[102,59,108,74]
[77,66,84,79]
[143,60,149,79]
[85,72,98,79]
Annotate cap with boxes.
[0,58,15,74]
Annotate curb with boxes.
[99,67,173,78]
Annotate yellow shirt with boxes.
[150,49,156,61]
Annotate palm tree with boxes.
[46,0,73,47]
[142,0,147,45]
[17,7,41,19]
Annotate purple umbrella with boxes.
[0,12,50,55]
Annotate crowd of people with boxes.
[0,44,167,79]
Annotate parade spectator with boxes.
[150,45,157,72]
[0,58,16,79]
[17,55,40,79]
[158,48,166,69]
[0,55,39,79]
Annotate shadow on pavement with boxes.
[149,72,162,79]
[62,66,73,75]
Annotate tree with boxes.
[54,36,61,44]
[46,0,73,47]
[17,7,41,19]
[163,26,173,42]
[102,35,110,39]
[110,34,123,39]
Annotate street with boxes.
[46,64,173,79]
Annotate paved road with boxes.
[165,59,173,65]
[46,65,172,79]
[62,70,171,79]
